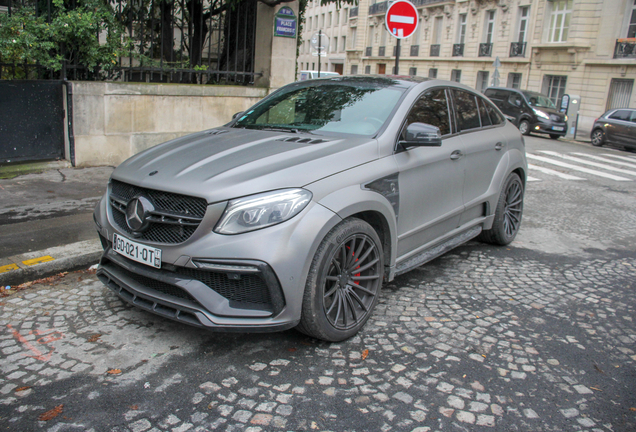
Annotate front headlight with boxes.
[214,188,312,234]
[533,109,550,120]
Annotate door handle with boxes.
[450,150,463,160]
[495,142,504,151]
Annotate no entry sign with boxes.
[385,1,419,39]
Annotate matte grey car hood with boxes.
[111,128,379,203]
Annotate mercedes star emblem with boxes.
[125,196,154,233]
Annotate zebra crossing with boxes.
[525,150,636,183]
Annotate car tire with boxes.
[550,134,560,140]
[297,218,384,342]
[518,120,531,136]
[478,172,524,246]
[591,129,605,147]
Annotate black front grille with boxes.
[110,180,208,244]
[177,268,272,306]
[550,114,563,122]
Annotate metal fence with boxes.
[0,0,259,84]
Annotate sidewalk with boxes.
[0,162,114,287]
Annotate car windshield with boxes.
[233,77,406,136]
[521,91,556,109]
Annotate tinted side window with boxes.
[404,88,451,136]
[452,89,481,131]
[481,97,505,125]
[630,110,636,123]
[609,110,631,121]
[477,98,492,127]
[507,94,523,107]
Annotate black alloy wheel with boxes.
[478,172,524,246]
[298,218,384,341]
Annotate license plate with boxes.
[552,126,564,131]
[113,233,162,268]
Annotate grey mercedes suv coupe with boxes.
[94,76,527,341]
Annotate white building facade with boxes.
[297,0,636,137]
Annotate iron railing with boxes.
[412,0,447,6]
[0,0,259,84]
[369,1,388,16]
[453,44,464,57]
[430,44,440,57]
[410,45,419,56]
[510,42,526,57]
[614,39,636,58]
[479,43,493,57]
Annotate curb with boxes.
[0,239,103,287]
[0,160,72,179]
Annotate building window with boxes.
[458,14,467,44]
[333,37,338,52]
[517,6,529,42]
[344,8,348,24]
[312,62,315,70]
[507,73,522,89]
[308,17,312,30]
[433,16,444,44]
[365,65,371,74]
[451,69,462,83]
[409,67,417,76]
[350,28,357,49]
[542,75,567,106]
[328,12,332,27]
[606,79,634,110]
[429,68,438,78]
[548,0,572,42]
[321,13,325,27]
[484,10,496,44]
[341,36,346,52]
[335,9,340,26]
[476,71,490,92]
[314,15,318,29]
[628,0,636,38]
[351,64,358,75]
[413,18,422,45]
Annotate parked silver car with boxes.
[590,108,636,151]
[93,76,527,341]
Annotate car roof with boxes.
[312,75,486,94]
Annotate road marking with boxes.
[539,151,636,176]
[526,154,631,181]
[22,256,55,266]
[526,176,541,182]
[7,324,63,362]
[601,153,636,163]
[0,263,19,274]
[572,153,636,170]
[528,163,585,180]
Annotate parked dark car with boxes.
[93,76,527,341]
[484,87,567,139]
[590,108,636,151]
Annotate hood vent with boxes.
[206,129,229,135]
[277,137,330,144]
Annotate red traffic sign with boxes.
[385,1,419,39]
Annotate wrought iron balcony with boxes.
[410,45,420,56]
[369,1,388,16]
[411,0,448,6]
[349,7,358,18]
[509,42,526,57]
[430,44,440,57]
[453,44,464,57]
[379,46,386,57]
[614,39,636,58]
[365,46,372,57]
[479,43,493,57]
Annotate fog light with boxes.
[192,261,260,273]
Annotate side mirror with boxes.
[400,123,442,147]
[232,111,244,120]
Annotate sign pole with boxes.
[395,39,400,75]
[318,30,322,77]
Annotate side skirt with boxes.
[394,225,482,277]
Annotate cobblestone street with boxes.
[1,138,635,431]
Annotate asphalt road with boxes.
[1,136,635,431]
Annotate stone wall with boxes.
[70,82,267,167]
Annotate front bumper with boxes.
[533,119,567,136]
